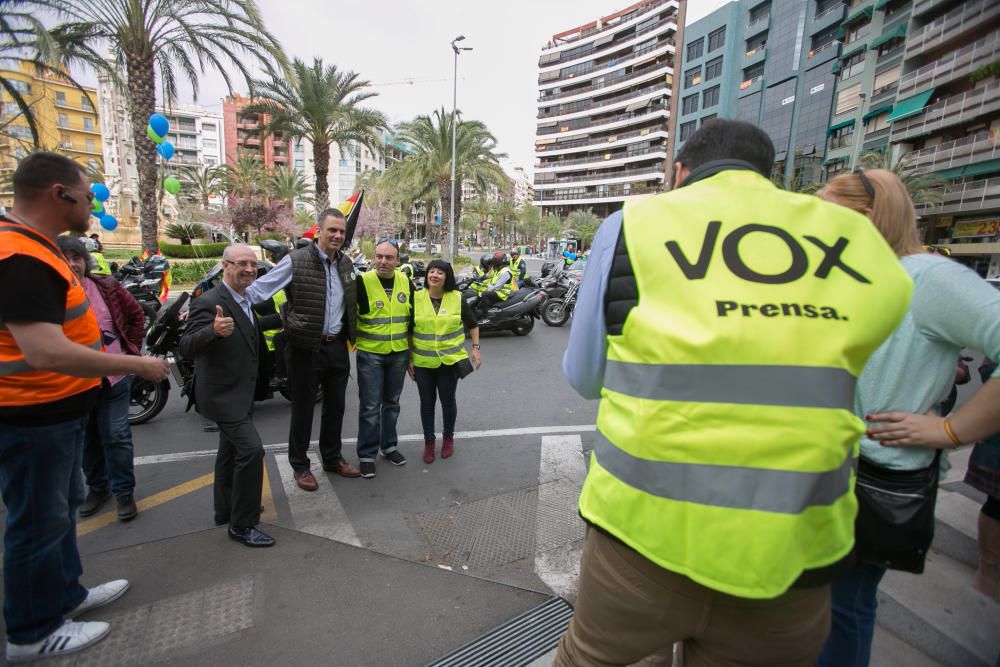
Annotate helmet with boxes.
[295,237,312,249]
[480,254,491,269]
[510,247,520,256]
[82,237,99,252]
[491,252,508,268]
[399,253,410,264]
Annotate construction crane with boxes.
[370,77,455,87]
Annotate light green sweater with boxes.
[857,254,1000,470]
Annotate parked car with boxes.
[409,241,426,252]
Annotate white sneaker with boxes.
[65,579,130,618]
[6,620,110,663]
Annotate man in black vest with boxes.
[247,209,361,491]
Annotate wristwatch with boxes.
[472,344,481,349]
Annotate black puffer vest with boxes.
[285,245,357,351]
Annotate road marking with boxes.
[261,464,277,522]
[134,424,597,466]
[274,455,361,546]
[535,435,587,600]
[77,472,215,537]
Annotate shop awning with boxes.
[832,60,842,73]
[845,5,874,24]
[870,22,907,49]
[827,119,856,135]
[625,99,648,112]
[961,158,1000,179]
[874,0,894,9]
[862,105,893,122]
[888,88,935,122]
[935,166,965,180]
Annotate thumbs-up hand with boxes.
[213,304,234,337]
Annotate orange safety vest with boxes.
[0,221,102,406]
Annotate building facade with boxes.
[0,61,102,209]
[159,104,224,169]
[222,94,293,169]
[534,0,682,219]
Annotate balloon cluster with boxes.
[147,113,182,196]
[89,183,117,231]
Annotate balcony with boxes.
[746,14,770,38]
[536,127,669,156]
[539,60,673,103]
[891,81,1000,142]
[912,0,951,18]
[905,0,1000,60]
[541,39,674,88]
[538,105,668,137]
[915,176,1000,216]
[806,40,842,68]
[811,3,847,35]
[907,133,1000,175]
[897,30,1000,99]
[738,75,763,96]
[537,145,667,171]
[876,43,905,66]
[534,181,663,204]
[539,20,677,72]
[541,0,675,51]
[538,83,664,119]
[870,81,899,107]
[534,163,667,188]
[743,46,767,68]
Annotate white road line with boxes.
[535,434,587,601]
[134,424,596,466]
[273,455,362,547]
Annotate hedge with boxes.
[170,259,218,284]
[159,242,227,258]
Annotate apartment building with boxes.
[0,61,102,209]
[158,104,224,169]
[890,0,1000,277]
[222,94,293,169]
[534,0,682,219]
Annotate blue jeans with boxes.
[356,350,408,462]
[0,417,89,643]
[83,377,135,497]
[815,561,887,667]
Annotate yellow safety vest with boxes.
[508,258,523,287]
[489,267,513,301]
[356,269,411,354]
[579,169,913,599]
[262,289,286,352]
[412,290,468,369]
[470,266,489,295]
[91,252,111,275]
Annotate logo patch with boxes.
[397,293,407,303]
[375,300,385,309]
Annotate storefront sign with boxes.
[953,219,1000,238]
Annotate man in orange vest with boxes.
[0,153,169,662]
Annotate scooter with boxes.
[455,277,546,337]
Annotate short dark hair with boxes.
[12,152,86,199]
[318,208,346,225]
[55,234,92,277]
[425,259,456,292]
[675,118,775,178]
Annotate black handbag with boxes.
[451,357,475,380]
[853,451,940,574]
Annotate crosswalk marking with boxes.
[274,455,361,547]
[535,435,587,600]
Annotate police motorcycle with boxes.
[114,253,170,331]
[455,257,546,337]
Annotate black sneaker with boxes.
[79,490,111,517]
[360,462,376,479]
[116,495,138,522]
[381,450,406,466]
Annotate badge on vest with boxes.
[397,293,407,304]
[375,300,385,309]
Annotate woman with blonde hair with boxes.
[814,168,1000,666]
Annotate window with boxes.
[83,117,94,131]
[81,95,93,111]
[748,4,770,25]
[865,112,891,134]
[703,85,720,108]
[8,125,32,139]
[684,66,702,87]
[339,159,351,167]
[679,121,697,142]
[829,124,854,150]
[203,139,217,149]
[708,27,726,52]
[87,159,98,172]
[57,113,68,128]
[682,94,699,115]
[835,83,862,114]
[877,38,904,58]
[55,91,67,105]
[705,57,723,81]
[294,159,304,169]
[2,102,20,116]
[873,67,900,94]
[701,114,717,125]
[85,138,96,152]
[687,38,704,61]
[202,123,216,132]
[8,80,30,94]
[845,19,871,44]
[747,35,767,54]
[816,0,841,15]
[841,51,866,80]
[824,160,847,180]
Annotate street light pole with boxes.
[852,92,868,170]
[449,35,472,262]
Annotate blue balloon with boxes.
[91,208,104,219]
[148,113,169,138]
[157,141,174,161]
[100,214,118,231]
[91,183,110,202]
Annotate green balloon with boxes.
[163,176,181,195]
[92,200,103,214]
[146,124,165,144]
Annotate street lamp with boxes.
[449,35,472,262]
[852,91,868,171]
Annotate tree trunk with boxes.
[438,179,451,258]
[125,53,159,254]
[313,140,330,212]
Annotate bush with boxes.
[164,222,206,245]
[159,241,227,258]
[169,259,218,284]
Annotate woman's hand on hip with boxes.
[866,412,953,449]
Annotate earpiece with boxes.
[57,190,78,204]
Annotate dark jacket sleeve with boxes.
[93,275,145,355]
[356,275,369,315]
[460,297,478,330]
[179,294,220,359]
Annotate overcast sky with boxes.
[89,0,731,174]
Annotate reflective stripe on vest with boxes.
[490,268,513,300]
[0,222,102,405]
[412,290,467,369]
[578,169,913,599]
[356,270,410,353]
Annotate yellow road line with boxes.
[261,464,277,522]
[77,472,215,537]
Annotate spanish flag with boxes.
[302,189,365,247]
[139,246,171,303]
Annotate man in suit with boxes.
[180,244,275,548]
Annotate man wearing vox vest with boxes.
[355,238,413,478]
[0,153,170,661]
[556,119,913,666]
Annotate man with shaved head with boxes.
[181,244,276,548]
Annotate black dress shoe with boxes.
[228,526,275,547]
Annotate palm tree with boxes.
[179,165,224,210]
[466,197,494,247]
[269,167,312,209]
[388,108,508,259]
[565,209,601,251]
[223,151,267,203]
[857,150,945,208]
[518,203,541,250]
[33,0,285,252]
[494,199,517,246]
[244,57,388,212]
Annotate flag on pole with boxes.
[301,189,365,247]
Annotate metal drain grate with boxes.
[426,596,573,667]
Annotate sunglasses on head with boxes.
[923,245,952,257]
[377,237,399,248]
[853,168,875,200]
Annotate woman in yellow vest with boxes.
[814,169,1000,666]
[407,259,480,464]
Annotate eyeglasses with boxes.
[923,245,952,256]
[854,168,875,200]
[223,259,259,269]
[376,237,399,248]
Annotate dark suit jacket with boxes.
[179,283,269,423]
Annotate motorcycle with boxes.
[455,276,546,337]
[540,273,579,328]
[115,254,170,331]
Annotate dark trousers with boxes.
[82,377,135,498]
[213,416,264,528]
[413,365,459,441]
[286,338,350,471]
